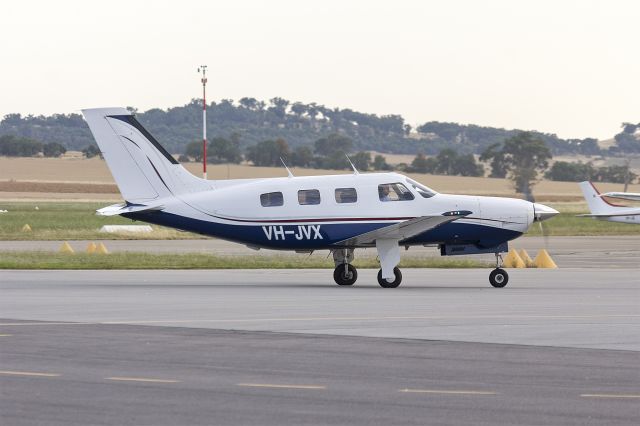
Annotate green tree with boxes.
[314,133,353,157]
[454,153,484,177]
[246,138,290,167]
[480,143,508,178]
[545,161,596,182]
[482,132,552,196]
[208,135,241,164]
[290,146,313,167]
[372,154,392,171]
[42,142,67,157]
[350,151,371,171]
[410,153,436,173]
[185,141,204,162]
[82,144,101,159]
[0,135,42,157]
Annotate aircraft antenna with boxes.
[280,158,294,178]
[197,65,208,179]
[346,154,359,175]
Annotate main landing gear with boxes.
[489,252,509,288]
[332,246,404,288]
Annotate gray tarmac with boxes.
[1,268,639,425]
[2,235,640,268]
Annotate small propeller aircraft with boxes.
[82,107,558,288]
[578,181,640,224]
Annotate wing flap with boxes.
[335,210,472,246]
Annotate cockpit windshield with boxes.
[405,178,437,199]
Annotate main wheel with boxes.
[333,264,358,286]
[377,267,402,288]
[489,268,509,288]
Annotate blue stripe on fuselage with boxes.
[123,211,521,250]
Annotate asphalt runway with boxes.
[1,269,640,425]
[2,235,640,268]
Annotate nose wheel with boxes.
[489,252,508,287]
[489,268,509,288]
[334,263,358,286]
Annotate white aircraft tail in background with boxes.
[578,181,640,224]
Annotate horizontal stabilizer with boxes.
[97,203,164,217]
[334,210,471,246]
[601,192,640,202]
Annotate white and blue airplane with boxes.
[82,107,558,288]
[578,181,640,224]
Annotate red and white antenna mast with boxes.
[197,65,208,179]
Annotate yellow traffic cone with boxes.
[86,242,97,254]
[59,242,75,254]
[533,249,558,268]
[518,249,534,268]
[21,224,32,232]
[503,248,526,268]
[96,242,109,254]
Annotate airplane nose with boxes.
[533,203,559,222]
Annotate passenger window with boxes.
[406,178,437,199]
[378,183,415,202]
[298,189,321,205]
[260,192,284,207]
[335,188,358,203]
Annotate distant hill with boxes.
[0,98,637,156]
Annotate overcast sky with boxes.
[2,0,639,139]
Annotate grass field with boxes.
[0,251,489,270]
[0,202,198,240]
[2,156,639,202]
[1,201,639,241]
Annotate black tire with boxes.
[333,264,358,286]
[489,268,509,288]
[377,267,402,288]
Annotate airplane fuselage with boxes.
[123,173,534,251]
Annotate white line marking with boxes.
[0,370,60,377]
[105,377,179,383]
[237,383,326,390]
[399,388,497,395]
[581,393,640,399]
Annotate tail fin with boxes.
[82,108,211,203]
[578,181,621,215]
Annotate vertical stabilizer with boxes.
[82,108,212,203]
[578,181,618,215]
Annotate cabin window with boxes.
[260,192,284,207]
[405,178,437,199]
[335,188,358,203]
[378,183,415,202]
[298,189,321,205]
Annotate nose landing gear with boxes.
[333,249,357,286]
[489,252,509,288]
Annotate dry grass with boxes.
[1,156,639,202]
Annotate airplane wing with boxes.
[334,210,472,246]
[97,202,164,217]
[600,192,640,202]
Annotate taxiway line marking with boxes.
[237,383,326,390]
[399,388,497,395]
[0,334,12,337]
[0,370,60,378]
[2,313,639,327]
[105,377,180,384]
[581,393,640,399]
